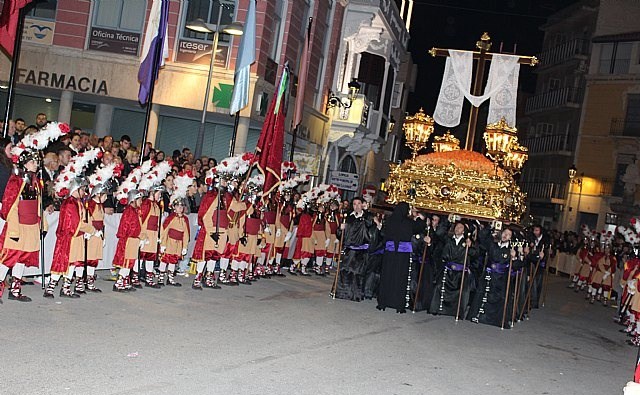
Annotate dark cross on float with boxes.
[429,32,539,151]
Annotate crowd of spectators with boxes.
[0,113,218,216]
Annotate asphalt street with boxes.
[0,272,634,395]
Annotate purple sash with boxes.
[445,262,468,272]
[385,241,413,253]
[349,244,369,251]
[486,262,509,274]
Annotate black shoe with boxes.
[43,292,54,299]
[112,285,126,292]
[8,293,32,302]
[88,288,103,293]
[145,282,162,289]
[59,292,80,299]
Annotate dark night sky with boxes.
[405,0,580,112]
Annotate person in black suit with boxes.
[526,224,550,309]
[0,138,13,202]
[42,152,59,211]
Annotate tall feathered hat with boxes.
[214,152,257,182]
[138,160,172,192]
[11,121,71,166]
[278,173,311,194]
[115,159,154,204]
[54,148,102,197]
[88,162,123,197]
[170,170,194,206]
[318,184,340,205]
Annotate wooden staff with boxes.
[511,269,521,325]
[501,254,514,330]
[264,199,282,273]
[83,199,89,284]
[520,255,543,321]
[154,199,164,270]
[413,227,431,313]
[455,243,470,322]
[541,245,551,307]
[330,213,347,299]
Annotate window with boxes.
[26,0,57,20]
[93,0,146,32]
[535,123,554,136]
[358,52,386,110]
[623,94,640,137]
[182,0,235,44]
[269,0,285,60]
[548,78,560,91]
[598,42,632,75]
[391,82,403,108]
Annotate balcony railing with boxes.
[520,134,574,155]
[525,87,583,114]
[610,118,640,137]
[521,182,567,201]
[538,39,590,68]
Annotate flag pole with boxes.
[229,113,240,156]
[138,34,164,166]
[2,6,27,138]
[138,0,167,166]
[289,17,313,164]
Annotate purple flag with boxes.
[138,0,169,105]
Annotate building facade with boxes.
[0,0,349,165]
[519,0,598,229]
[321,0,415,198]
[561,0,640,232]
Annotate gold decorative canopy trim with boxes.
[386,150,526,223]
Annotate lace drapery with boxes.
[433,50,520,128]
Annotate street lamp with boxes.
[187,4,244,159]
[325,78,361,112]
[565,164,583,231]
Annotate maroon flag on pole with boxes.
[256,64,290,200]
[0,0,32,58]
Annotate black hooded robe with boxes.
[376,203,426,313]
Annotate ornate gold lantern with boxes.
[483,117,518,164]
[503,142,528,173]
[403,108,434,158]
[432,131,460,153]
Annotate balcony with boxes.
[610,118,640,137]
[521,182,566,202]
[520,134,575,155]
[538,39,590,69]
[525,87,583,114]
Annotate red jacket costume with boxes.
[50,196,95,274]
[293,211,314,260]
[113,205,143,269]
[0,173,45,268]
[139,198,162,261]
[192,189,232,261]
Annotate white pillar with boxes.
[93,103,113,137]
[146,104,160,147]
[57,90,73,124]
[233,116,250,154]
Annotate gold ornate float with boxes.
[386,111,528,223]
